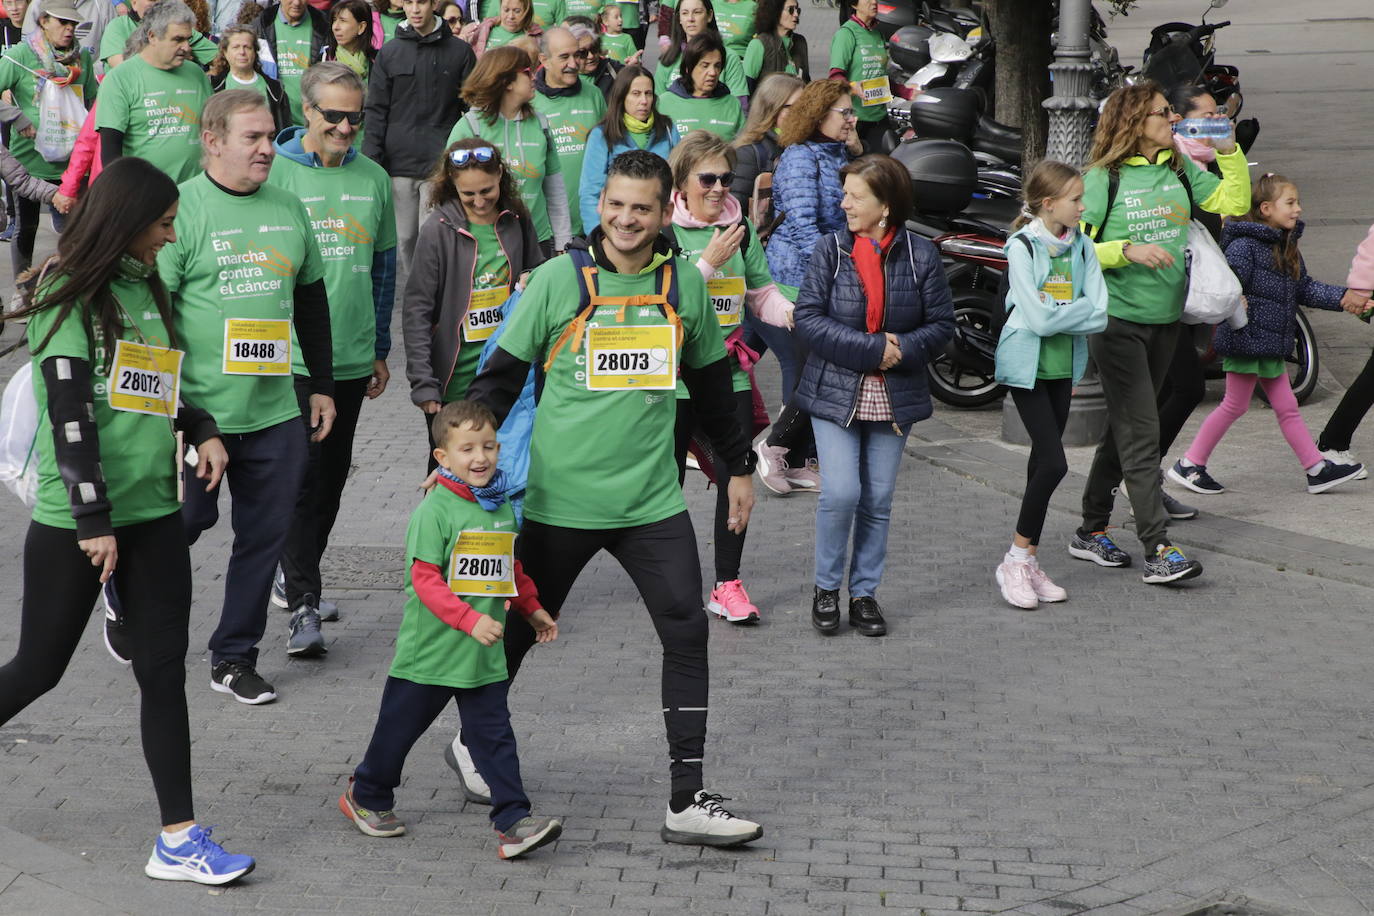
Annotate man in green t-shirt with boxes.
[251,0,328,124]
[158,90,337,706]
[532,27,605,238]
[267,62,398,636]
[96,0,212,184]
[453,150,765,848]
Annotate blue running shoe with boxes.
[144,825,255,885]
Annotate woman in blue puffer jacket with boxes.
[1171,173,1365,495]
[579,64,680,232]
[751,78,862,495]
[792,154,954,638]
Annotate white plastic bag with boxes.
[33,79,83,162]
[0,362,40,505]
[1180,219,1243,325]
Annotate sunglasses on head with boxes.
[313,107,364,126]
[450,146,497,166]
[696,171,734,189]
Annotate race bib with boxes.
[447,530,517,597]
[108,339,183,417]
[223,318,291,375]
[1042,273,1072,306]
[463,287,508,342]
[585,323,677,390]
[858,75,893,106]
[707,276,745,328]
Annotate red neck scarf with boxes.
[852,229,896,333]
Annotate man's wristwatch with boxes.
[1120,240,1133,257]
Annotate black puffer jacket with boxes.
[792,228,954,427]
[1214,219,1344,358]
[363,23,475,178]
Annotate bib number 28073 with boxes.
[585,324,677,390]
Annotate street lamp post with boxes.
[1000,0,1107,446]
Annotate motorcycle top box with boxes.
[892,137,976,215]
[909,87,980,144]
[889,24,933,74]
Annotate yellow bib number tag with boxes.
[1042,274,1072,306]
[223,318,291,375]
[707,276,745,328]
[585,324,677,390]
[858,75,893,106]
[447,530,517,597]
[464,287,508,342]
[108,339,183,417]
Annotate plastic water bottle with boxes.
[1174,118,1232,140]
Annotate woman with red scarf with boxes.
[791,154,954,637]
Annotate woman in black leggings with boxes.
[0,158,254,886]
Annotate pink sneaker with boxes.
[995,558,1038,610]
[707,579,760,623]
[784,458,820,491]
[1026,560,1067,603]
[754,442,792,495]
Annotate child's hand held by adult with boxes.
[529,609,558,643]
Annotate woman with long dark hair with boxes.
[0,158,252,885]
[655,0,748,103]
[742,0,807,92]
[578,62,679,230]
[403,137,545,469]
[655,32,744,140]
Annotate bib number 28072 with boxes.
[108,339,183,417]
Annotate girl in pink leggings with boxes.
[1169,173,1366,496]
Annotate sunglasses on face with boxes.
[696,171,734,189]
[450,146,496,166]
[571,48,591,58]
[314,107,364,125]
[783,4,799,12]
[443,14,461,24]
[1147,104,1177,118]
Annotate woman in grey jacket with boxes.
[402,138,544,469]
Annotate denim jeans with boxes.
[811,416,912,598]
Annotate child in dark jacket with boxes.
[1169,173,1366,496]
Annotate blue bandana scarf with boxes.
[437,466,511,510]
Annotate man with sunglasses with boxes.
[266,62,397,653]
[532,27,605,239]
[462,150,764,847]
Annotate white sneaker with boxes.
[1321,449,1368,480]
[661,791,763,847]
[443,734,492,805]
[995,558,1039,610]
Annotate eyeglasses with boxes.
[449,146,496,166]
[695,171,735,189]
[830,107,856,120]
[313,107,364,126]
[1146,104,1177,118]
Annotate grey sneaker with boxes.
[496,816,563,860]
[1142,544,1203,584]
[287,596,327,658]
[338,778,406,837]
[443,734,493,805]
[1068,529,1131,568]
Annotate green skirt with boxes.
[1222,355,1286,378]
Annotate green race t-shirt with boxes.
[0,44,97,179]
[378,10,404,40]
[483,24,524,49]
[670,220,769,395]
[99,19,216,66]
[742,34,797,80]
[655,90,743,141]
[532,82,606,237]
[496,252,725,528]
[267,150,397,381]
[274,15,316,124]
[601,30,637,62]
[448,112,563,243]
[1036,250,1073,380]
[564,0,602,18]
[443,221,510,402]
[157,174,325,434]
[653,48,748,99]
[28,279,180,530]
[531,0,566,27]
[96,57,212,183]
[829,18,889,123]
[393,484,518,689]
[713,0,756,60]
[617,0,640,31]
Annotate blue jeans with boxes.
[811,416,911,598]
[742,309,799,404]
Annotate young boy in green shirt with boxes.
[339,400,562,860]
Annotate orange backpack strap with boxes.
[543,252,683,372]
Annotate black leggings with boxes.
[673,390,752,582]
[764,334,816,461]
[1318,345,1374,452]
[500,512,708,796]
[0,514,194,825]
[1156,325,1206,458]
[11,193,61,277]
[1011,378,1072,545]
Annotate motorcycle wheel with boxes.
[926,289,1007,409]
[1278,308,1319,405]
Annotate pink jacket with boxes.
[59,102,101,199]
[669,191,793,328]
[1348,223,1374,292]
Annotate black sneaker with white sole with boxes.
[101,580,133,666]
[210,661,277,705]
[1142,544,1203,584]
[1167,460,1225,494]
[1068,529,1132,568]
[287,596,327,658]
[1306,459,1365,494]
